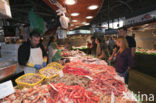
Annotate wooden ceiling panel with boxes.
[43,0,103,29]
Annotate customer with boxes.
[90,36,97,56]
[87,41,91,54]
[118,27,136,56]
[108,37,115,54]
[95,38,108,60]
[95,38,101,58]
[114,37,134,84]
[47,36,62,63]
[18,30,47,74]
[108,27,136,62]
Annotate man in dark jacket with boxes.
[18,30,47,74]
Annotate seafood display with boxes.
[63,65,90,75]
[49,83,99,103]
[65,61,116,76]
[89,71,126,96]
[0,50,139,103]
[50,74,90,88]
[136,48,156,55]
[18,74,43,84]
[40,67,58,78]
[62,50,85,57]
[0,85,51,103]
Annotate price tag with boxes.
[0,80,15,99]
[48,82,58,92]
[59,70,64,78]
[111,91,115,103]
[84,76,93,80]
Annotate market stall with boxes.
[0,50,139,103]
[134,48,156,77]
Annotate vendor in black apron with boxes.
[18,30,47,74]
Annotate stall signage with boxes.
[0,80,15,99]
[125,10,156,26]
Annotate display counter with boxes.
[134,53,156,77]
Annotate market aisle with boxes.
[128,69,156,103]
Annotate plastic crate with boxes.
[39,67,59,80]
[47,62,64,70]
[15,73,44,89]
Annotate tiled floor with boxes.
[128,69,156,103]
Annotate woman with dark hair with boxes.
[95,38,109,60]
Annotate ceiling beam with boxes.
[12,9,55,17]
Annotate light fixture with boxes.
[65,0,77,5]
[82,22,87,24]
[85,23,90,25]
[72,20,78,22]
[88,5,98,10]
[71,13,79,16]
[86,16,93,19]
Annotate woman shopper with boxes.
[114,37,134,84]
[95,38,108,60]
[47,36,62,63]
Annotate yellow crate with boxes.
[39,67,59,80]
[47,62,64,70]
[15,73,44,89]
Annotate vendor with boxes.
[18,30,47,74]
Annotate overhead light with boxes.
[85,23,90,25]
[88,5,98,10]
[82,22,90,25]
[82,22,87,24]
[86,16,93,19]
[72,20,78,22]
[65,0,77,5]
[71,13,79,16]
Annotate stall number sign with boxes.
[0,80,15,99]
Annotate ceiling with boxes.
[43,0,103,30]
[6,0,156,29]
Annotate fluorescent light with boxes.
[65,0,77,5]
[86,16,93,19]
[71,13,79,16]
[88,5,98,10]
[72,20,78,22]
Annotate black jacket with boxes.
[18,40,47,66]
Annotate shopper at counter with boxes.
[95,38,108,60]
[118,27,136,56]
[47,36,62,63]
[18,30,47,74]
[108,27,136,62]
[90,36,97,56]
[114,37,134,84]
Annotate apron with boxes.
[24,47,43,74]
